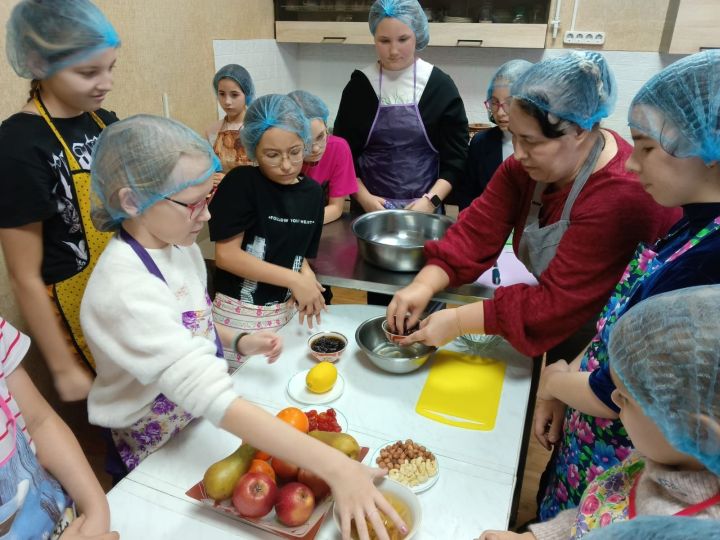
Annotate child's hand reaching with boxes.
[60,515,119,540]
[290,272,326,329]
[238,331,283,363]
[477,531,535,540]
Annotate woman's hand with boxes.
[329,461,408,540]
[400,309,460,348]
[53,363,94,402]
[59,515,119,540]
[238,331,283,363]
[387,282,434,335]
[533,397,567,451]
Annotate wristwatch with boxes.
[422,193,442,209]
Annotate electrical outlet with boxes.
[564,31,606,45]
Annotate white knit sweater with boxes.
[82,235,237,429]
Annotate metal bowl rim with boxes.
[351,210,456,249]
[355,316,437,361]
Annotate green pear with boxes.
[202,442,256,501]
[308,430,360,460]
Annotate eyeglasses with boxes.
[164,185,218,219]
[484,98,511,114]
[311,130,328,151]
[259,146,305,168]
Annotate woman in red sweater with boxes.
[387,51,679,361]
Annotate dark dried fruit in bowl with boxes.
[311,336,345,353]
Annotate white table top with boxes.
[108,305,533,539]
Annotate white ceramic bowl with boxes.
[308,331,348,362]
[332,477,421,539]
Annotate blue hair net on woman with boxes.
[6,0,120,79]
[511,51,617,130]
[586,516,720,540]
[240,94,311,161]
[629,50,720,164]
[608,285,720,476]
[369,0,430,51]
[90,115,220,232]
[288,90,330,125]
[212,64,255,105]
[486,59,533,102]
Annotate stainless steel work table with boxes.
[310,214,494,304]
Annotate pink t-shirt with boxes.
[301,134,358,198]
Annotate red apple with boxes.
[271,457,299,481]
[232,472,278,518]
[297,468,330,500]
[275,482,315,526]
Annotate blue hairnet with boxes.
[586,516,720,540]
[486,59,533,102]
[629,50,720,164]
[288,90,330,125]
[90,115,221,232]
[212,64,255,105]
[240,94,311,161]
[369,0,429,51]
[608,285,720,475]
[6,0,120,79]
[511,51,617,130]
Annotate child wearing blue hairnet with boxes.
[209,94,327,354]
[0,315,118,539]
[205,64,256,180]
[82,114,406,539]
[480,285,720,540]
[0,0,120,403]
[533,50,720,521]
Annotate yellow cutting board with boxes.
[415,350,505,430]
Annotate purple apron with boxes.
[110,229,224,472]
[358,60,440,209]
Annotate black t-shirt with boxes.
[0,108,118,284]
[208,166,324,306]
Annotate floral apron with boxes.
[538,215,720,520]
[110,229,224,471]
[34,96,111,371]
[571,453,720,538]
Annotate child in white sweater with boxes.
[479,286,720,540]
[81,114,406,540]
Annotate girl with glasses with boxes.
[457,60,532,210]
[209,95,326,367]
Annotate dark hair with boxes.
[514,97,597,138]
[27,79,41,102]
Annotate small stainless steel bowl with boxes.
[355,316,436,374]
[352,210,455,272]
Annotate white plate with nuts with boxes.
[369,439,439,493]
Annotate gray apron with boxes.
[517,136,604,278]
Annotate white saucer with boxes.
[368,441,440,493]
[287,369,345,405]
[301,406,349,432]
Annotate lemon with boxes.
[306,362,338,394]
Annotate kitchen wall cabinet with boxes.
[275,0,551,48]
[661,0,720,53]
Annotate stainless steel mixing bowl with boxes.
[355,315,436,374]
[351,210,455,272]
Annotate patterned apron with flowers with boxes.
[34,96,111,371]
[110,229,225,471]
[538,215,720,520]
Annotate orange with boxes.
[248,459,276,483]
[254,450,272,461]
[276,407,310,433]
[271,457,299,481]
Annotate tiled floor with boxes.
[71,284,549,529]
